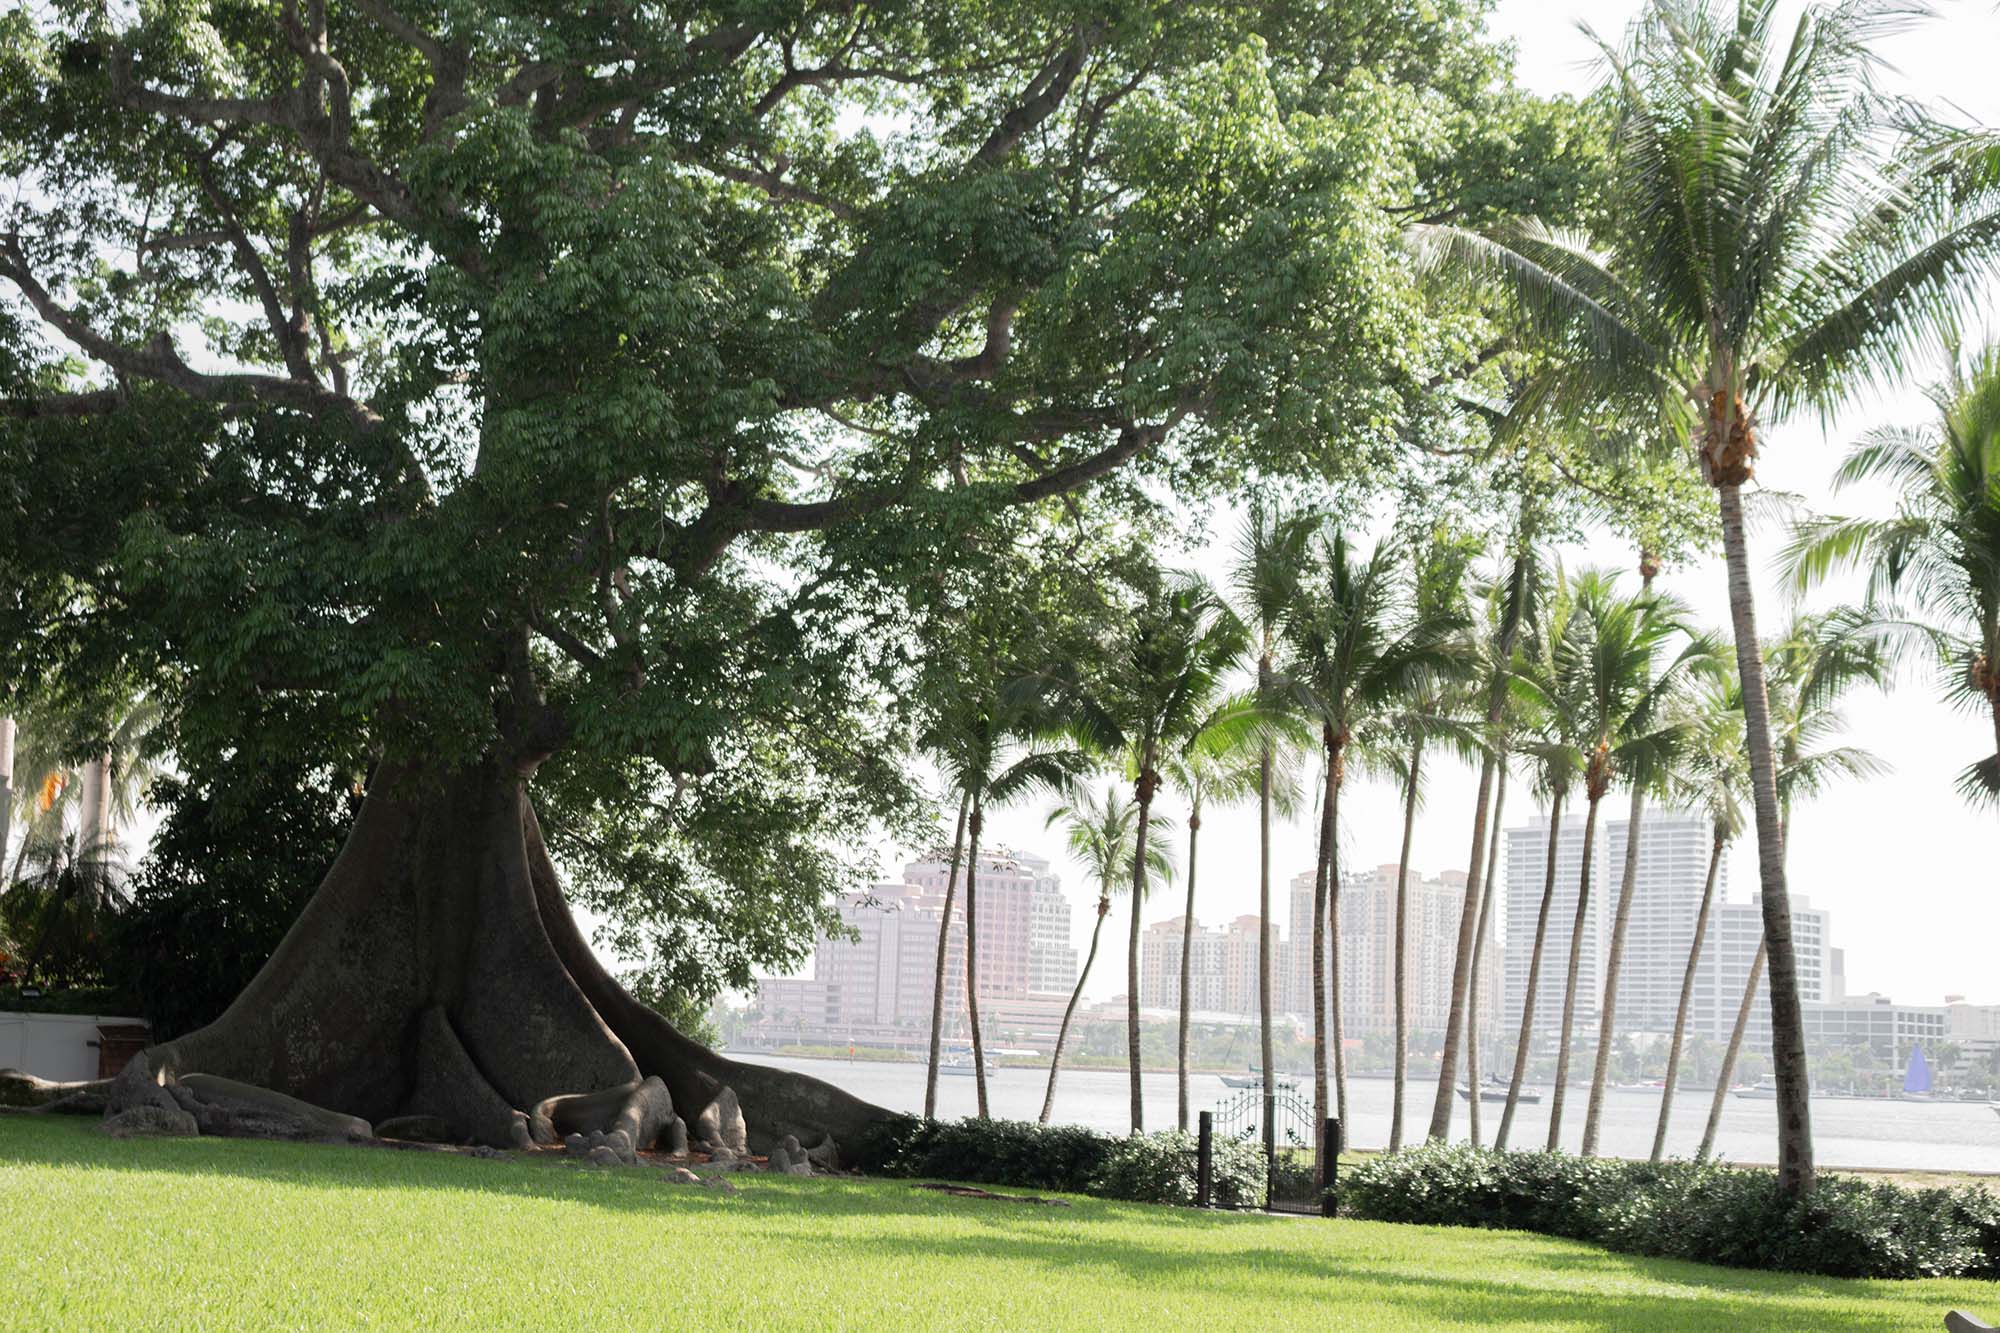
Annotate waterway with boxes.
[729,1052,2000,1173]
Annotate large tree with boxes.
[0,1,1462,1152]
[1414,0,2000,1194]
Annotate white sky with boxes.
[972,0,2000,1009]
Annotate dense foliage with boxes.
[1343,1144,2000,1281]
[855,1114,1263,1209]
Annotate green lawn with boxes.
[0,1116,1991,1330]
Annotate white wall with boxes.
[0,1012,145,1082]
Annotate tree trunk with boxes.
[1699,938,1766,1161]
[1497,790,1563,1150]
[924,790,971,1120]
[79,753,112,855]
[1329,755,1349,1134]
[1040,893,1110,1124]
[147,761,888,1156]
[965,794,991,1119]
[1428,527,1533,1143]
[1390,736,1422,1151]
[1717,481,1814,1196]
[1546,788,1601,1151]
[0,716,14,868]
[1178,803,1201,1131]
[1467,757,1508,1147]
[1311,740,1335,1179]
[1128,757,1158,1134]
[1654,829,1724,1160]
[1582,786,1645,1156]
[1257,654,1276,1127]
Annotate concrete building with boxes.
[1802,992,1948,1064]
[1140,914,1276,1017]
[1286,862,1492,1039]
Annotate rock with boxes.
[700,1174,739,1196]
[779,1133,802,1158]
[706,1141,738,1163]
[470,1146,507,1161]
[767,1146,793,1173]
[377,1115,454,1143]
[564,1133,588,1157]
[585,1145,623,1167]
[692,1086,747,1155]
[663,1116,689,1156]
[508,1113,534,1151]
[100,1105,198,1138]
[785,1161,811,1178]
[669,1167,700,1185]
[804,1136,840,1171]
[604,1129,636,1165]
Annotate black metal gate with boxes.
[1208,1086,1337,1214]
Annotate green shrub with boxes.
[1343,1144,2000,1280]
[854,1115,1264,1209]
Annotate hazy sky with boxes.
[973,0,2000,1009]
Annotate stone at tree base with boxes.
[377,1115,455,1143]
[779,1134,801,1158]
[700,1174,738,1195]
[100,1106,199,1138]
[785,1160,811,1178]
[585,1145,622,1166]
[604,1129,637,1165]
[768,1146,793,1173]
[669,1167,700,1185]
[804,1137,839,1171]
[692,1086,747,1155]
[564,1133,587,1156]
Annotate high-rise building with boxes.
[1140,914,1274,1017]
[1286,862,1492,1038]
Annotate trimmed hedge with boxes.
[855,1115,1265,1209]
[1342,1143,2000,1280]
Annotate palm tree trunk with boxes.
[1330,755,1349,1133]
[1257,655,1277,1124]
[1653,828,1724,1160]
[1546,788,1601,1151]
[1467,757,1508,1147]
[1041,893,1110,1124]
[1429,524,1533,1143]
[0,716,14,868]
[1177,802,1201,1131]
[1128,758,1158,1135]
[1311,738,1335,1179]
[1497,791,1563,1149]
[965,795,990,1120]
[1390,736,1422,1151]
[79,753,112,854]
[1717,481,1814,1196]
[925,790,972,1120]
[1582,786,1645,1155]
[1699,938,1766,1161]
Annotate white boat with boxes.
[1220,1073,1298,1090]
[938,1054,995,1077]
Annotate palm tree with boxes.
[1038,783,1173,1124]
[1413,0,2000,1195]
[920,788,970,1120]
[922,672,1095,1118]
[1285,531,1462,1167]
[1381,533,1477,1151]
[1515,570,1704,1151]
[1429,497,1539,1143]
[1228,500,1315,1128]
[1465,749,1509,1147]
[1698,612,1888,1157]
[0,827,127,987]
[1094,572,1248,1133]
[1652,674,1747,1160]
[1788,344,2000,808]
[1164,718,1284,1130]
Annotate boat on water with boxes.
[1733,1084,1779,1100]
[937,1050,995,1077]
[1457,1078,1539,1105]
[1220,1072,1298,1090]
[1901,1045,1934,1101]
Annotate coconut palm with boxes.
[1698,612,1889,1157]
[1092,572,1249,1133]
[1787,344,2000,808]
[921,671,1096,1118]
[1412,0,2000,1194]
[1651,674,1748,1160]
[1429,498,1540,1143]
[6,694,163,877]
[1380,533,1478,1151]
[1514,569,1707,1152]
[1284,531,1463,1169]
[1227,500,1316,1121]
[1039,783,1174,1125]
[0,826,127,987]
[920,788,971,1121]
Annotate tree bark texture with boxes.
[1497,791,1563,1150]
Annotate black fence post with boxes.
[1262,1092,1277,1212]
[1321,1117,1342,1218]
[1197,1111,1214,1208]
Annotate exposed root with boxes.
[0,1068,109,1113]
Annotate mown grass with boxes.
[0,1115,1992,1330]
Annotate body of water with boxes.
[730,1052,2000,1173]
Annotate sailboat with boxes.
[1902,1045,1934,1101]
